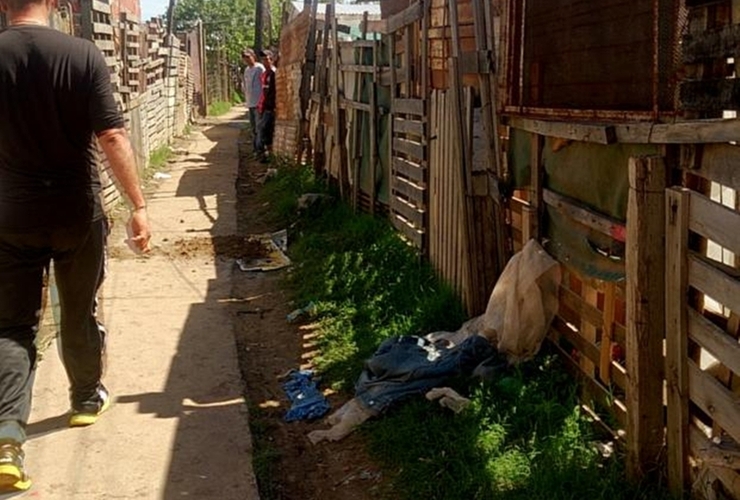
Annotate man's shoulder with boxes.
[0,27,99,57]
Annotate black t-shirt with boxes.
[0,25,124,231]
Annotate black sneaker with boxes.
[0,441,31,492]
[69,386,111,427]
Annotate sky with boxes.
[141,0,169,20]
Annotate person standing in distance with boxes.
[0,0,151,492]
[256,49,276,163]
[241,48,264,154]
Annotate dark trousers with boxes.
[247,107,259,151]
[0,218,108,444]
[256,109,275,154]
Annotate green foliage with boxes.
[174,0,286,64]
[208,100,233,116]
[366,353,676,500]
[143,145,172,182]
[175,0,256,61]
[148,145,172,170]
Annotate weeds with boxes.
[208,100,233,116]
[261,162,677,500]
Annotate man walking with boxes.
[256,49,276,163]
[241,48,264,153]
[0,0,151,492]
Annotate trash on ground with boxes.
[286,301,317,323]
[307,398,373,444]
[271,229,288,252]
[297,193,332,210]
[236,230,291,272]
[307,239,562,444]
[425,387,471,414]
[152,172,172,180]
[282,370,331,422]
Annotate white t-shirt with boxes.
[243,62,265,108]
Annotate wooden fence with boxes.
[276,0,740,496]
[277,0,506,313]
[502,0,740,497]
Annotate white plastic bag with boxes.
[482,239,561,363]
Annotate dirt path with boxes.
[231,122,390,499]
[4,109,390,500]
[9,110,259,500]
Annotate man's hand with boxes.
[126,207,151,254]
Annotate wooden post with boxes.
[529,133,544,239]
[297,0,319,162]
[665,187,690,496]
[599,283,617,384]
[388,29,396,209]
[313,6,332,175]
[472,0,509,284]
[626,155,667,479]
[330,1,347,197]
[370,37,378,214]
[448,0,475,310]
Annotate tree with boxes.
[174,0,257,62]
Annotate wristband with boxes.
[131,205,147,212]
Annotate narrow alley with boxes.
[14,110,259,500]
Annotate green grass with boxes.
[148,145,171,170]
[140,145,172,183]
[208,100,233,116]
[259,162,677,500]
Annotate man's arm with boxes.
[97,128,151,252]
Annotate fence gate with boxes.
[387,2,428,250]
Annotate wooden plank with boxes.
[689,359,740,445]
[95,39,115,52]
[391,214,423,247]
[93,22,113,35]
[690,254,740,314]
[543,188,627,243]
[449,0,476,310]
[339,64,375,74]
[600,283,617,384]
[368,38,378,214]
[651,119,740,144]
[626,156,666,480]
[393,137,424,161]
[393,117,425,136]
[551,316,601,366]
[559,285,604,329]
[338,39,375,49]
[688,143,740,189]
[338,97,372,113]
[550,339,628,430]
[689,191,740,255]
[689,424,740,499]
[393,98,425,116]
[392,196,425,227]
[689,308,740,378]
[392,156,425,184]
[92,0,111,14]
[391,176,425,204]
[666,187,691,496]
[387,0,423,34]
[508,116,617,145]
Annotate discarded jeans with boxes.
[355,335,500,415]
[282,370,331,422]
